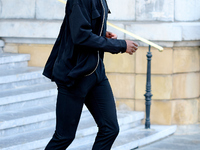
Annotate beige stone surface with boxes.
[104,53,135,73]
[199,50,200,70]
[136,99,199,125]
[116,99,135,111]
[107,73,135,99]
[18,44,53,67]
[173,47,200,73]
[4,44,19,53]
[151,100,173,125]
[135,47,173,74]
[135,75,172,100]
[199,98,200,122]
[172,73,199,99]
[172,99,199,125]
[135,99,145,111]
[199,73,200,100]
[199,50,200,71]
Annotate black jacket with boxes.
[43,0,127,87]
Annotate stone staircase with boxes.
[0,52,177,150]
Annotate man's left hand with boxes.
[106,31,117,39]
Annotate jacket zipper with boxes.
[85,0,105,76]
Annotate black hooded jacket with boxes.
[43,0,127,87]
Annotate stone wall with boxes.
[0,0,200,125]
[0,0,200,44]
[105,46,200,125]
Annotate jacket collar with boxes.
[105,0,111,13]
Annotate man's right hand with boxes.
[125,40,138,55]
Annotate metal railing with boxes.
[57,0,164,129]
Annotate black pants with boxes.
[45,63,119,150]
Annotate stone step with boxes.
[68,120,143,149]
[0,104,90,137]
[68,125,177,150]
[0,67,44,85]
[0,82,57,106]
[0,95,56,112]
[0,104,143,136]
[112,125,177,150]
[0,61,28,70]
[0,103,56,131]
[67,122,140,149]
[74,111,144,139]
[0,111,145,150]
[0,53,30,64]
[0,76,49,91]
[0,85,87,112]
[0,53,30,69]
[0,118,55,138]
[0,126,54,150]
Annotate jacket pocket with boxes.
[92,9,101,19]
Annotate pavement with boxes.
[134,124,200,150]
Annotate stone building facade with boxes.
[0,0,200,125]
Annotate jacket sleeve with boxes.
[69,4,126,54]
